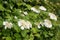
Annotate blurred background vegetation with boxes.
[0,0,60,40]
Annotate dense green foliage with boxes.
[0,0,60,40]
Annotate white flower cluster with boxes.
[3,21,13,29]
[23,11,28,15]
[49,13,57,21]
[39,6,46,11]
[31,6,46,14]
[37,19,52,28]
[37,13,57,28]
[3,19,32,30]
[19,6,46,16]
[43,19,52,28]
[3,6,57,30]
[18,19,32,30]
[31,7,40,13]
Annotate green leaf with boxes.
[49,32,54,36]
[34,33,40,37]
[31,27,38,33]
[6,37,12,40]
[13,9,21,16]
[29,34,34,40]
[21,30,28,37]
[0,4,5,11]
[14,33,21,38]
[17,3,22,7]
[0,20,3,26]
[26,4,32,10]
[43,31,49,37]
[14,33,21,40]
[13,24,20,32]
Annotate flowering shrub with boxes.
[0,0,60,40]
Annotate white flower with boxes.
[31,7,40,13]
[35,22,43,28]
[49,13,57,21]
[18,19,32,30]
[20,26,24,30]
[23,11,28,15]
[4,1,7,4]
[38,25,41,28]
[18,19,25,27]
[43,19,52,28]
[37,22,44,28]
[39,6,46,11]
[3,21,13,29]
[26,21,32,29]
[14,16,17,19]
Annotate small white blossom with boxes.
[21,26,24,30]
[4,1,7,4]
[31,7,40,13]
[43,19,52,28]
[14,16,17,19]
[40,22,44,26]
[18,19,32,30]
[19,10,22,12]
[3,21,13,29]
[34,23,41,28]
[35,22,43,28]
[18,20,25,27]
[26,21,32,29]
[37,22,44,28]
[39,6,46,11]
[49,13,57,21]
[23,11,28,15]
[37,23,41,28]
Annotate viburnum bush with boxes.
[0,0,60,40]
